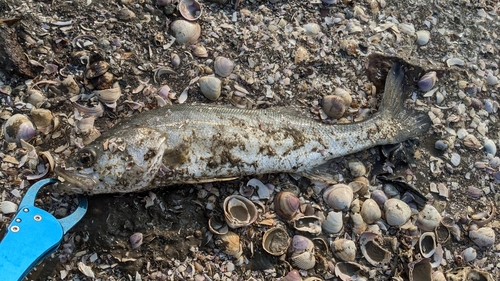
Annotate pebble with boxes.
[483,139,497,156]
[450,153,461,166]
[456,128,468,139]
[416,30,430,45]
[435,140,448,151]
[486,75,498,86]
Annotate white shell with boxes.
[416,204,442,232]
[469,226,495,247]
[216,231,242,258]
[351,213,367,235]
[191,45,208,58]
[290,249,316,270]
[347,159,366,177]
[1,201,18,214]
[461,247,477,262]
[384,198,411,226]
[360,199,381,224]
[3,114,36,145]
[322,211,343,234]
[199,76,221,101]
[214,56,234,77]
[331,238,356,262]
[323,184,353,211]
[170,20,201,44]
[223,195,258,228]
[94,82,122,104]
[416,30,430,45]
[418,232,436,258]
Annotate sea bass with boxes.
[55,63,431,194]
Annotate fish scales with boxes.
[55,63,431,194]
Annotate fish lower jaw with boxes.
[54,166,99,193]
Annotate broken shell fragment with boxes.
[419,232,436,258]
[85,61,110,79]
[208,216,229,235]
[178,0,202,21]
[360,199,381,224]
[27,89,47,107]
[223,195,258,228]
[417,71,437,92]
[384,198,411,226]
[170,20,201,44]
[359,232,392,267]
[216,231,242,258]
[199,76,221,101]
[351,213,367,235]
[3,114,36,145]
[214,56,234,77]
[416,204,442,232]
[262,227,290,256]
[323,184,353,211]
[322,211,343,234]
[468,226,495,247]
[331,238,356,262]
[334,262,367,281]
[446,267,494,281]
[274,191,300,221]
[293,215,322,235]
[290,235,315,270]
[408,258,432,281]
[30,108,53,134]
[94,82,122,105]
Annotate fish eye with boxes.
[77,148,96,168]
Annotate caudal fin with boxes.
[378,63,431,142]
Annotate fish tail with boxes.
[378,63,431,142]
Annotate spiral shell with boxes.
[323,184,353,211]
[214,56,234,77]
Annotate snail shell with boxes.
[214,56,234,77]
[199,76,221,101]
[274,191,300,221]
[170,20,201,45]
[331,238,356,262]
[262,227,290,256]
[223,195,258,228]
[323,184,353,211]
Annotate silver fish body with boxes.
[55,64,430,194]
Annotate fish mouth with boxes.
[54,166,99,194]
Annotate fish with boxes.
[54,63,431,194]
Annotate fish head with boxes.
[55,127,168,194]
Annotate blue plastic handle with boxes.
[0,178,87,281]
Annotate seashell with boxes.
[334,262,367,281]
[274,191,300,221]
[334,88,352,108]
[247,178,271,199]
[191,45,208,58]
[461,247,476,262]
[348,176,369,195]
[416,30,430,45]
[408,258,432,281]
[446,57,465,67]
[434,220,451,244]
[290,235,315,270]
[383,198,411,226]
[282,270,302,281]
[468,226,495,247]
[178,0,202,21]
[130,232,143,249]
[199,76,221,101]
[417,71,437,92]
[216,231,242,258]
[469,202,496,227]
[416,204,442,232]
[170,20,201,45]
[1,200,18,214]
[171,53,181,68]
[90,72,114,90]
[293,215,322,235]
[85,61,110,79]
[371,190,388,206]
[347,159,366,177]
[486,74,498,86]
[208,216,229,235]
[446,267,494,281]
[27,89,47,107]
[419,232,436,258]
[262,227,290,256]
[350,213,367,235]
[214,56,234,77]
[323,184,353,211]
[30,108,53,134]
[61,75,80,96]
[322,211,343,234]
[483,138,496,156]
[322,95,346,119]
[359,232,392,266]
[432,272,446,281]
[303,23,321,36]
[484,99,499,113]
[94,82,122,104]
[3,114,36,145]
[116,7,136,20]
[360,199,381,224]
[331,238,356,262]
[434,140,448,151]
[223,195,258,228]
[295,46,309,64]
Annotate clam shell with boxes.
[416,30,430,45]
[348,176,369,195]
[3,114,36,145]
[408,258,432,281]
[192,45,208,58]
[334,87,352,107]
[85,61,110,79]
[178,0,202,21]
[468,226,495,247]
[90,71,114,90]
[27,89,47,107]
[291,235,314,252]
[274,191,300,221]
[435,220,451,244]
[334,262,367,281]
[416,204,442,232]
[292,215,322,235]
[171,53,181,68]
[461,247,477,262]
[347,159,366,177]
[322,211,343,234]
[331,238,356,262]
[199,76,222,101]
[323,184,353,211]
[216,231,242,258]
[383,198,411,226]
[262,227,290,256]
[290,249,316,270]
[418,71,437,92]
[214,56,234,77]
[208,216,229,235]
[419,232,436,258]
[223,195,258,228]
[359,232,392,267]
[350,213,367,235]
[360,199,381,224]
[94,82,122,104]
[282,270,302,281]
[170,20,201,45]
